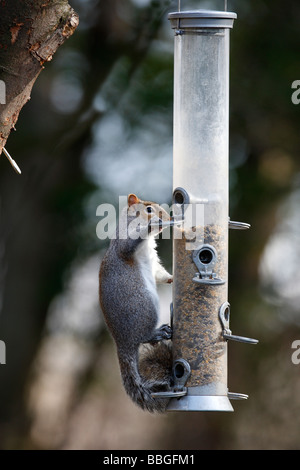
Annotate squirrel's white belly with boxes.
[134,239,160,311]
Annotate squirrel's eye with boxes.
[146,206,153,214]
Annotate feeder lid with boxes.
[168,10,237,29]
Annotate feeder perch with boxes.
[158,9,258,411]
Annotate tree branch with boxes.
[0,0,79,154]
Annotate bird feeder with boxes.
[162,9,258,412]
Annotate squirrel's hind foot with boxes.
[149,324,172,344]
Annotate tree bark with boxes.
[0,0,79,154]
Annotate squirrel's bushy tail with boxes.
[118,342,173,413]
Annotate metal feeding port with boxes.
[192,244,225,285]
[219,302,258,345]
[152,8,259,412]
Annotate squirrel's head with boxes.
[127,193,171,234]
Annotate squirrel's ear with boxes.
[128,194,139,206]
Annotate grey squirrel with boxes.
[99,193,174,413]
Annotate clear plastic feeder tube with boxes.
[168,10,236,412]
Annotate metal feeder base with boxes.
[167,390,234,412]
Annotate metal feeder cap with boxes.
[168,10,237,29]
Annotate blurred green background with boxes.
[0,0,300,450]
